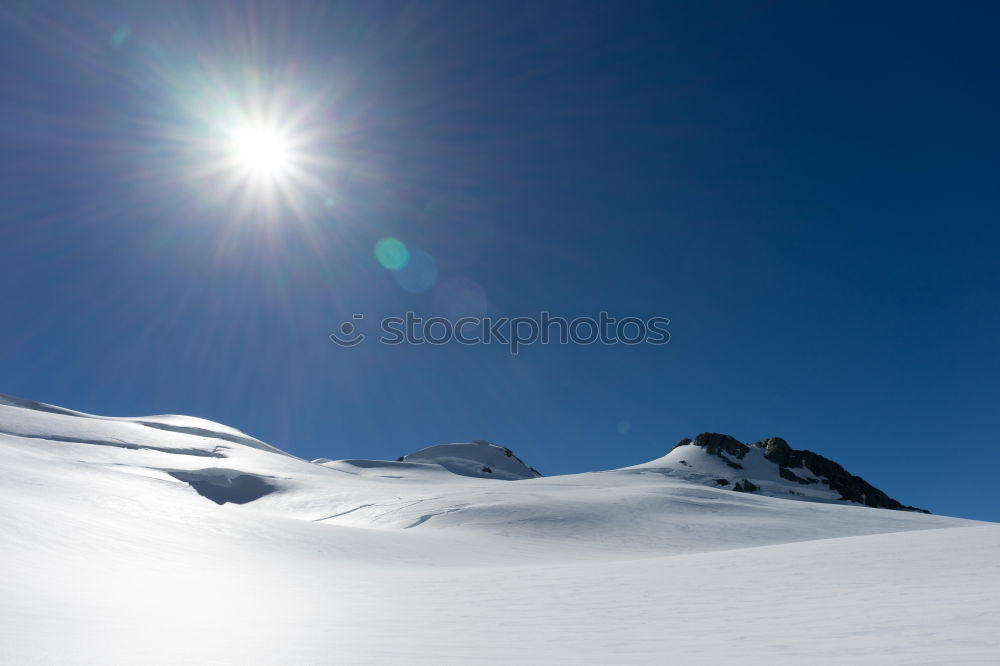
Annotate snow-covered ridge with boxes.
[0,392,959,539]
[0,394,925,513]
[629,432,926,512]
[0,392,286,456]
[313,440,541,480]
[397,439,542,480]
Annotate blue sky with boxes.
[1,1,998,521]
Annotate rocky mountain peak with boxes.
[662,433,928,513]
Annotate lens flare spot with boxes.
[393,249,437,293]
[375,237,409,270]
[111,26,130,48]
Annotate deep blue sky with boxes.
[2,1,998,521]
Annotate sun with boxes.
[203,112,322,218]
[228,123,292,179]
[169,84,332,221]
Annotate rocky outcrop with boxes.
[676,433,929,513]
[750,436,928,512]
[673,433,748,470]
[674,433,748,459]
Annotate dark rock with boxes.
[672,438,693,451]
[720,456,744,470]
[778,466,816,485]
[714,478,730,486]
[693,433,750,460]
[732,479,758,493]
[752,437,928,512]
[755,437,792,465]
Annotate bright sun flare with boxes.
[189,99,324,218]
[229,124,292,179]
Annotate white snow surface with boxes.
[1,395,997,665]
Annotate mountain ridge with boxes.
[0,392,924,512]
[634,432,929,512]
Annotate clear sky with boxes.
[2,1,998,521]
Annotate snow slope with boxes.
[1,395,997,665]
